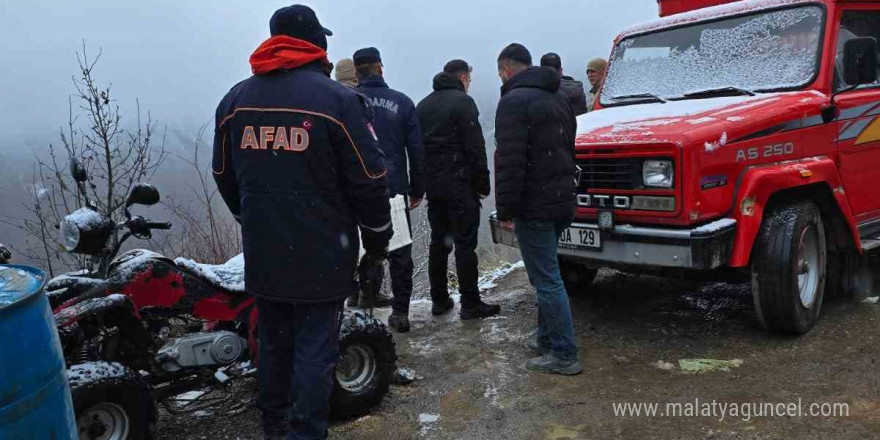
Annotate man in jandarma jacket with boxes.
[494,43,582,376]
[353,46,425,332]
[212,5,392,439]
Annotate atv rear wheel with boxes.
[69,362,157,440]
[331,311,397,420]
[751,200,827,334]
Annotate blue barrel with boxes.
[0,265,76,440]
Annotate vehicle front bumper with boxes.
[489,214,736,270]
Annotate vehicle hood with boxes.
[575,91,828,149]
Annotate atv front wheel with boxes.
[331,311,397,420]
[69,362,157,440]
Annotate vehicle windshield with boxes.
[601,5,825,105]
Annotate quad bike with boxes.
[50,159,397,439]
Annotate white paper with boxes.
[359,195,412,258]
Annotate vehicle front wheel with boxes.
[69,362,157,440]
[331,311,397,420]
[751,200,827,335]
[559,259,598,294]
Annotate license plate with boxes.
[559,226,601,250]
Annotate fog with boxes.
[0,0,656,147]
[0,0,658,266]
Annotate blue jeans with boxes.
[256,298,343,440]
[514,218,578,361]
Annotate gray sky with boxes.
[0,0,656,150]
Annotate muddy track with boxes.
[160,260,880,440]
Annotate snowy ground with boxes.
[160,257,880,440]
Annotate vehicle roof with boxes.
[622,0,826,38]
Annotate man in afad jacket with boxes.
[353,47,425,333]
[416,59,500,320]
[212,5,392,439]
[494,43,582,376]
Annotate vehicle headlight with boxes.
[643,160,674,188]
[59,219,81,252]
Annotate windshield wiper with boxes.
[609,93,667,104]
[680,87,755,99]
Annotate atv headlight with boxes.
[59,208,114,255]
[643,160,674,188]
[59,219,81,252]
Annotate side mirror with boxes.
[69,158,88,183]
[125,183,160,207]
[843,37,878,87]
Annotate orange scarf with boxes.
[249,35,329,75]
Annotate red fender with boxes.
[729,156,861,267]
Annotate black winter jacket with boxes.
[356,76,425,199]
[416,73,490,200]
[560,76,588,116]
[213,63,392,303]
[494,67,578,222]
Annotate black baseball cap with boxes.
[443,59,473,75]
[353,47,382,66]
[270,5,333,43]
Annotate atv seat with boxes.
[174,254,246,293]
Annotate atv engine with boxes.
[156,332,247,373]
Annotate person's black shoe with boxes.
[388,312,411,333]
[431,297,455,316]
[359,291,394,309]
[460,301,501,320]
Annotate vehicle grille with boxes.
[577,158,639,191]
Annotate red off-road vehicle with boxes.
[492,0,880,334]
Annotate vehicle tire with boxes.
[69,362,157,440]
[331,311,397,420]
[559,259,598,294]
[751,200,827,334]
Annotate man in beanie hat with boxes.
[335,58,358,88]
[416,59,500,321]
[353,46,425,333]
[213,5,392,439]
[541,53,587,116]
[586,57,608,112]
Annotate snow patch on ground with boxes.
[478,261,525,290]
[419,413,440,436]
[176,390,208,400]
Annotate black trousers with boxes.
[389,200,413,314]
[427,194,481,308]
[256,298,343,439]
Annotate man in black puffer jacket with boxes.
[494,43,581,376]
[416,59,499,321]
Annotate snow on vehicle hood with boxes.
[576,91,827,147]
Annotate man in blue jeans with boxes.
[494,43,582,375]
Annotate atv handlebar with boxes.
[145,221,172,230]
